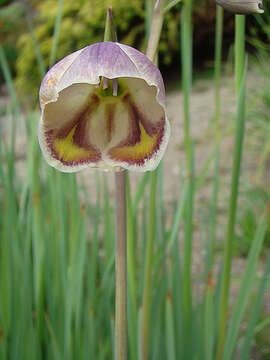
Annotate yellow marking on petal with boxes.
[47,79,53,86]
[110,122,157,162]
[53,126,93,162]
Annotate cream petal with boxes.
[103,78,170,172]
[122,78,165,132]
[38,83,102,172]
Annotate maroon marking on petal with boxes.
[140,115,165,137]
[108,120,165,166]
[122,92,164,141]
[44,93,102,165]
[45,128,102,166]
[105,103,116,143]
[115,93,164,151]
[121,93,141,145]
[73,94,100,148]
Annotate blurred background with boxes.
[1,0,270,359]
[0,0,269,99]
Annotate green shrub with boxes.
[16,0,151,99]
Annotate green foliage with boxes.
[235,187,270,257]
[15,0,148,98]
[15,0,217,99]
[254,318,270,360]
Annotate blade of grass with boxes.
[216,16,246,356]
[132,172,151,214]
[26,16,46,78]
[238,250,270,360]
[49,0,64,66]
[204,272,214,360]
[181,0,194,354]
[166,291,176,360]
[222,210,269,360]
[141,1,165,358]
[126,177,138,360]
[141,168,158,360]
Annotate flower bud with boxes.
[216,0,264,14]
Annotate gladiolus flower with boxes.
[38,42,170,172]
[216,0,264,14]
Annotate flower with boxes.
[216,0,264,14]
[39,42,170,172]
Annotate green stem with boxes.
[216,14,246,360]
[115,171,128,360]
[145,0,155,42]
[146,0,164,62]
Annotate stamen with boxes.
[112,78,118,96]
[103,77,109,90]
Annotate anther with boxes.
[103,77,109,90]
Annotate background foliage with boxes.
[1,0,270,98]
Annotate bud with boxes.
[216,0,264,14]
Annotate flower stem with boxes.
[146,0,164,61]
[115,171,128,360]
[103,9,127,360]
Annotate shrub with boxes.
[15,0,217,100]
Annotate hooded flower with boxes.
[216,0,264,14]
[39,42,170,172]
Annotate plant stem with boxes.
[146,0,164,62]
[216,14,246,360]
[115,171,128,360]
